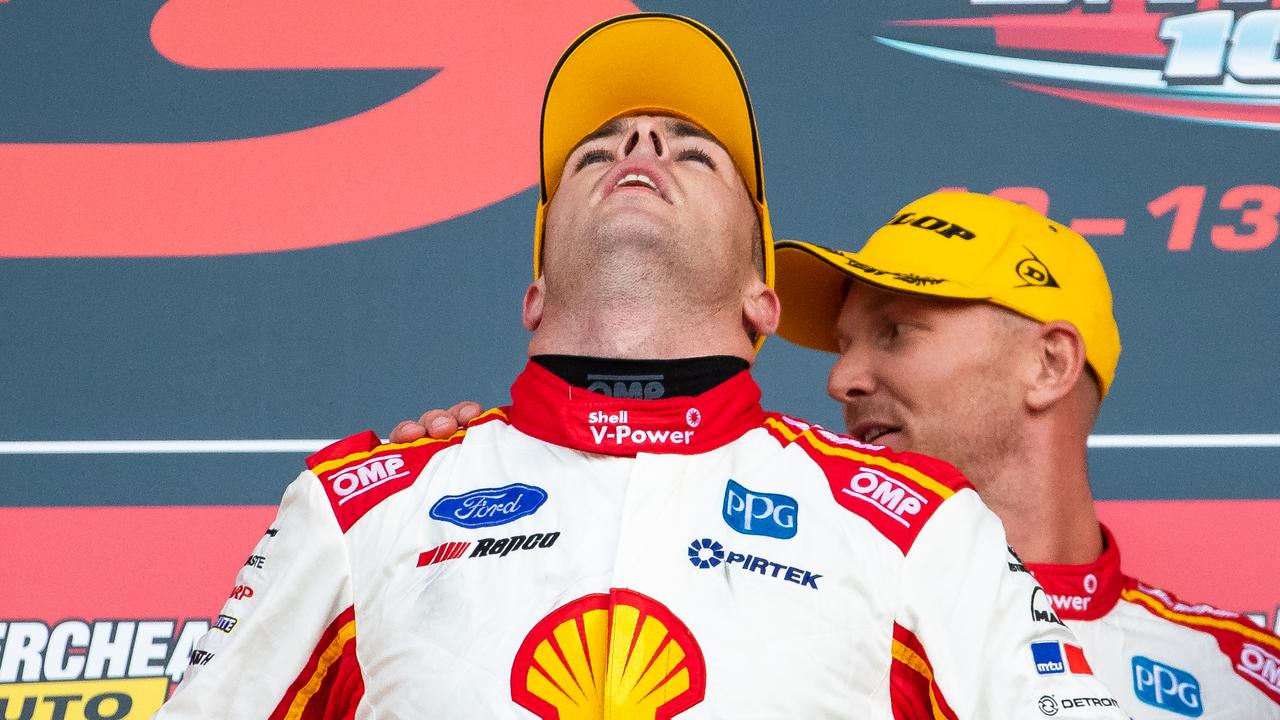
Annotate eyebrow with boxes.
[665,118,723,148]
[567,119,625,158]
[567,117,728,159]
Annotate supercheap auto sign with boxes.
[0,619,206,720]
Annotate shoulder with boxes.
[1122,578,1280,704]
[305,408,510,532]
[760,412,974,554]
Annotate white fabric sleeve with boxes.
[153,471,356,719]
[899,489,1131,719]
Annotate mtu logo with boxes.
[429,483,548,528]
[1133,656,1203,717]
[722,479,797,539]
[1031,641,1092,676]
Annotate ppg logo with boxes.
[1133,656,1203,718]
[722,479,798,539]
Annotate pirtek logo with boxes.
[1238,643,1280,694]
[841,466,926,527]
[888,211,976,240]
[587,410,695,446]
[330,454,409,505]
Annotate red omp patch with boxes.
[763,414,967,554]
[310,434,464,532]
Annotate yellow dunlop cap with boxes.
[775,192,1121,396]
[532,13,774,295]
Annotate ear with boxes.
[1025,320,1088,412]
[743,282,781,339]
[522,279,545,332]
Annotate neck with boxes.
[976,421,1102,565]
[530,300,755,360]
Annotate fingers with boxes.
[391,401,485,444]
[390,420,427,444]
[451,401,484,424]
[420,409,461,439]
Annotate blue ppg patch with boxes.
[722,479,797,539]
[1133,656,1203,717]
[1031,641,1065,675]
[429,483,548,528]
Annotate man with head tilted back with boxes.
[155,14,1125,718]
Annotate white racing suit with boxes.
[1026,526,1280,718]
[155,362,1128,719]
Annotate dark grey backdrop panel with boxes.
[2,1,1276,505]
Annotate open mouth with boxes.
[850,423,900,445]
[615,173,658,191]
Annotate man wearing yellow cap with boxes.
[158,15,1125,719]
[775,191,1280,718]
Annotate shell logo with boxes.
[510,588,706,720]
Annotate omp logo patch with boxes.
[586,374,665,399]
[1238,643,1280,695]
[840,466,926,527]
[329,454,410,505]
[1133,656,1203,717]
[0,619,210,719]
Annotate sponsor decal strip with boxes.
[5,429,1277,454]
[764,417,955,501]
[1122,588,1280,652]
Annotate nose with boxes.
[827,348,875,404]
[620,116,665,159]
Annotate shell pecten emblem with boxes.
[510,588,706,719]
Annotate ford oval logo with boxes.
[429,483,548,528]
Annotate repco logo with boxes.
[329,454,409,505]
[841,466,926,527]
[887,212,976,240]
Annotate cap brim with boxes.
[775,240,988,352]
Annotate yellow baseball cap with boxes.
[533,13,774,292]
[775,192,1121,396]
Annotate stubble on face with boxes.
[541,116,758,313]
[837,292,1031,490]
